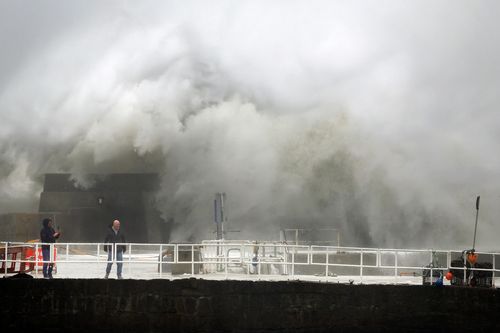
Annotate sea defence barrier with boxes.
[1,278,499,332]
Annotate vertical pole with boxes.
[325,249,329,279]
[258,251,261,277]
[247,245,251,276]
[220,193,225,240]
[472,196,480,250]
[492,254,496,288]
[225,246,228,279]
[4,243,7,277]
[360,249,364,283]
[463,254,467,286]
[35,243,39,277]
[174,244,178,264]
[192,245,195,275]
[446,251,451,271]
[394,251,398,282]
[159,244,163,278]
[97,243,100,263]
[429,251,433,285]
[128,244,131,276]
[214,198,221,241]
[214,193,226,241]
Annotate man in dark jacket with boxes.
[104,219,126,279]
[40,218,61,279]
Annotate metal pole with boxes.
[472,195,480,250]
[174,244,178,263]
[128,244,131,276]
[394,251,398,282]
[159,244,163,278]
[463,253,467,286]
[325,249,329,278]
[492,253,496,288]
[360,249,363,283]
[429,251,433,285]
[35,243,39,277]
[4,243,7,277]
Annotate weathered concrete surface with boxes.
[38,173,169,243]
[1,278,499,332]
[0,213,42,242]
[0,174,171,243]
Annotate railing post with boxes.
[35,243,39,277]
[446,251,451,272]
[128,243,132,276]
[308,245,311,265]
[325,248,329,279]
[493,254,496,288]
[291,249,295,278]
[192,245,195,276]
[429,251,433,285]
[463,254,466,286]
[247,245,251,276]
[257,250,261,277]
[159,244,163,278]
[394,251,398,282]
[225,246,229,279]
[50,243,53,263]
[360,249,364,283]
[174,244,178,264]
[4,243,7,277]
[97,243,100,263]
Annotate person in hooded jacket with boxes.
[104,219,126,279]
[40,218,61,279]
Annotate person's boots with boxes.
[48,266,53,279]
[104,272,109,279]
[117,274,123,280]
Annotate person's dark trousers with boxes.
[42,247,53,278]
[106,249,123,278]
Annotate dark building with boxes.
[36,173,169,243]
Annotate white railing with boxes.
[1,241,499,286]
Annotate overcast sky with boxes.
[1,0,500,248]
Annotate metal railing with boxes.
[1,241,499,286]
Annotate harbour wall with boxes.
[1,278,499,332]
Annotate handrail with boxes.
[0,241,498,286]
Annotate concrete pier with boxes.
[1,278,499,332]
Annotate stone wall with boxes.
[0,213,44,242]
[0,174,169,243]
[38,173,167,243]
[1,278,499,332]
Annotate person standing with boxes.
[40,218,61,279]
[104,219,126,279]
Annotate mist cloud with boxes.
[1,0,500,249]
